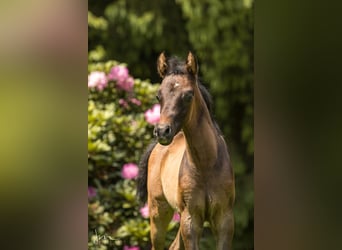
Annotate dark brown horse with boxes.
[138,52,235,250]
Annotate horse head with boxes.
[154,52,199,145]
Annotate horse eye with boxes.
[156,95,161,102]
[183,91,194,102]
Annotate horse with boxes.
[137,52,235,250]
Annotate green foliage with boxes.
[88,0,254,249]
[88,61,161,249]
[88,0,190,80]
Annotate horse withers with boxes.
[137,52,235,250]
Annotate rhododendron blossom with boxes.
[123,246,140,250]
[172,212,180,222]
[117,76,134,91]
[118,98,129,109]
[88,71,108,90]
[139,204,149,218]
[121,163,139,179]
[108,65,134,91]
[129,98,141,106]
[144,104,160,125]
[88,186,97,199]
[108,65,129,82]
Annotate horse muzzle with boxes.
[154,124,173,145]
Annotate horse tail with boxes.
[137,139,157,205]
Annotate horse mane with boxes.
[198,83,222,135]
[137,139,158,205]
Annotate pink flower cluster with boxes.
[88,186,97,199]
[139,204,149,218]
[88,71,108,91]
[121,163,139,179]
[108,65,134,91]
[172,212,180,222]
[88,65,134,92]
[123,246,140,250]
[144,104,160,125]
[119,98,142,109]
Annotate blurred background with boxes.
[88,0,253,249]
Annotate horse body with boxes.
[138,52,235,250]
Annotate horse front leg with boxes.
[212,209,234,250]
[179,208,203,250]
[149,198,173,250]
[169,227,184,250]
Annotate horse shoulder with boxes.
[209,136,235,206]
[147,143,167,200]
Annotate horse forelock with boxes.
[164,56,188,76]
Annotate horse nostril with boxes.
[165,126,171,136]
[155,124,172,138]
[153,127,158,137]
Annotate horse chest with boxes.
[179,178,224,202]
[178,163,232,211]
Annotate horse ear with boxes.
[157,52,167,78]
[186,51,198,76]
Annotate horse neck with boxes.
[182,87,218,168]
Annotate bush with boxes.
[88,60,180,249]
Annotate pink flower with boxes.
[129,98,141,106]
[172,212,180,222]
[139,204,149,218]
[88,71,108,90]
[117,76,134,91]
[144,104,160,125]
[108,66,134,91]
[119,98,129,109]
[88,186,97,199]
[121,163,139,179]
[108,65,129,82]
[123,246,140,250]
